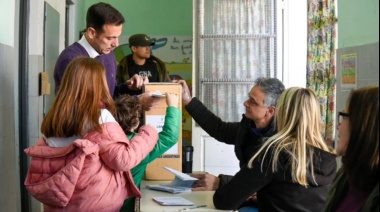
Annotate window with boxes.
[195,0,279,122]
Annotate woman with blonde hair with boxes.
[213,87,337,212]
[324,86,378,212]
[24,57,158,212]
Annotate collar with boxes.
[250,119,274,136]
[77,34,100,58]
[128,54,154,65]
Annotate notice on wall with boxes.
[151,35,192,63]
[145,114,178,155]
[341,53,357,90]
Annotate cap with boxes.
[128,34,155,47]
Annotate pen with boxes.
[183,204,207,210]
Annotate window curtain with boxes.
[198,0,277,122]
[306,0,337,146]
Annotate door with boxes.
[43,2,60,115]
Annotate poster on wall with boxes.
[340,53,357,90]
[151,35,192,63]
[146,115,178,154]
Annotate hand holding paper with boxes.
[146,167,197,193]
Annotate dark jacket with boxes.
[324,168,379,212]
[116,54,171,96]
[213,146,337,211]
[185,97,275,186]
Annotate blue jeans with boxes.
[238,206,259,212]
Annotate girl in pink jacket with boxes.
[24,57,158,212]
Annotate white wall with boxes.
[282,0,307,88]
[0,0,21,211]
[66,0,86,46]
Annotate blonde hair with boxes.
[248,87,334,186]
[41,57,115,137]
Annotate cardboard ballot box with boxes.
[143,83,182,180]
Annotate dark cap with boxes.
[129,34,155,47]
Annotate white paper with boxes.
[163,167,197,181]
[153,197,194,206]
[146,115,165,132]
[146,115,178,154]
[152,90,166,98]
[146,167,198,193]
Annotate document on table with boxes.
[152,197,194,206]
[146,167,198,193]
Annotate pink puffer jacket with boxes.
[24,122,158,212]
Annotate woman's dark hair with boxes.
[344,86,379,194]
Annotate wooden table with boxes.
[138,180,233,212]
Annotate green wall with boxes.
[80,0,380,49]
[82,0,192,36]
[0,0,14,46]
[338,0,379,48]
[75,0,86,39]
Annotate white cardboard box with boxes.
[143,83,182,180]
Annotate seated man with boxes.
[176,77,284,209]
[178,77,285,190]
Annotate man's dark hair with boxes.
[86,2,125,33]
[114,95,141,135]
[254,77,285,107]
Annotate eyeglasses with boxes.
[338,112,349,124]
[246,95,270,108]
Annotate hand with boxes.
[144,123,157,131]
[175,79,192,105]
[247,192,257,202]
[142,76,149,84]
[165,92,179,108]
[126,74,148,91]
[138,124,158,135]
[190,173,220,191]
[138,91,161,111]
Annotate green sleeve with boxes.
[138,106,181,165]
[130,106,181,186]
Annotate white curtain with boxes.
[197,0,277,122]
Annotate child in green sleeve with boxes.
[115,93,181,212]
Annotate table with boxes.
[139,180,233,212]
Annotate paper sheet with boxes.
[146,167,198,193]
[153,197,194,206]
